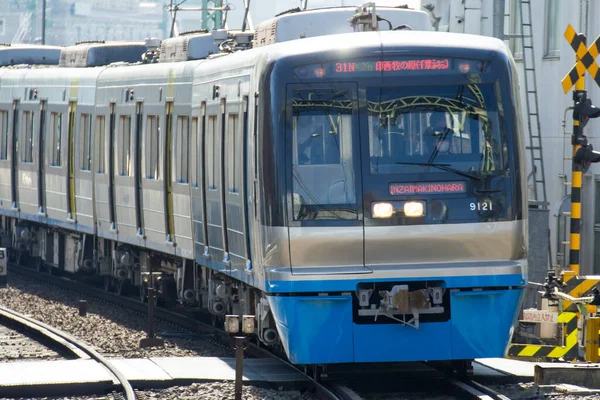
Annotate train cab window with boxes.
[49,112,62,167]
[22,111,34,163]
[79,113,92,171]
[227,113,239,193]
[207,115,217,189]
[367,84,506,175]
[96,116,106,173]
[191,117,198,187]
[0,110,7,160]
[290,88,357,220]
[176,116,189,184]
[119,116,131,176]
[145,115,160,180]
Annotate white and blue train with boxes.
[0,5,527,367]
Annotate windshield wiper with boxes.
[395,162,481,181]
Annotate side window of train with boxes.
[207,115,217,190]
[191,117,198,187]
[227,112,239,193]
[119,115,131,176]
[96,115,106,173]
[22,111,34,163]
[49,112,62,167]
[176,116,189,184]
[0,110,7,160]
[145,115,160,180]
[79,113,92,171]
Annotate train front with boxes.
[261,32,527,365]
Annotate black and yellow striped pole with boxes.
[563,26,588,275]
[561,25,600,275]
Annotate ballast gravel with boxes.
[0,382,319,400]
[0,274,233,358]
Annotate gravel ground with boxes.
[0,274,234,358]
[0,382,319,400]
[0,323,61,361]
[491,382,600,399]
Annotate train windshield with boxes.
[290,87,358,221]
[368,83,507,175]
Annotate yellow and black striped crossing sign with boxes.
[507,312,578,361]
[562,24,600,93]
[560,272,599,313]
[507,273,600,361]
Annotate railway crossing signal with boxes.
[561,25,600,94]
[561,25,600,276]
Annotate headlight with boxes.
[404,201,425,217]
[372,202,394,218]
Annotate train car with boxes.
[0,4,526,370]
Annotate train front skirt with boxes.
[267,280,523,364]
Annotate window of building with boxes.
[49,112,62,166]
[79,114,92,170]
[96,116,105,173]
[228,113,239,193]
[509,0,523,58]
[22,111,34,163]
[191,117,198,187]
[176,116,189,183]
[0,110,7,160]
[207,116,217,189]
[145,115,160,179]
[119,115,131,176]
[544,0,560,58]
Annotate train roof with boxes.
[0,44,62,67]
[58,41,148,67]
[257,30,511,64]
[253,6,431,47]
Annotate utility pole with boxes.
[41,0,46,45]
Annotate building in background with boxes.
[0,0,165,45]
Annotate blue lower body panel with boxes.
[268,286,523,364]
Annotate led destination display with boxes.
[389,181,467,195]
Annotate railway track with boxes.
[0,303,136,400]
[448,377,511,399]
[6,263,513,400]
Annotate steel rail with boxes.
[447,377,511,400]
[0,304,137,400]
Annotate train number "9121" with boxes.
[470,202,493,211]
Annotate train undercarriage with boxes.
[1,216,281,349]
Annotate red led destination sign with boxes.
[389,181,466,195]
[335,59,450,74]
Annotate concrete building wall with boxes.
[429,0,600,275]
[507,0,600,274]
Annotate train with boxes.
[0,4,527,368]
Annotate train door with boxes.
[204,100,225,265]
[224,96,251,271]
[134,102,143,236]
[108,103,116,230]
[10,100,19,209]
[191,103,208,259]
[165,101,175,242]
[38,101,46,214]
[286,83,366,273]
[67,101,76,221]
[218,98,229,266]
